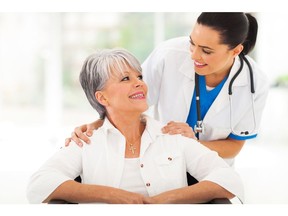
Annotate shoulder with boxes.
[154,36,190,53]
[143,37,191,67]
[143,115,164,135]
[158,134,211,158]
[245,55,266,76]
[143,115,208,153]
[245,55,270,89]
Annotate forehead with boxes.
[109,62,140,78]
[110,61,130,73]
[191,23,222,46]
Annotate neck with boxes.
[205,59,234,87]
[205,72,228,87]
[106,113,145,141]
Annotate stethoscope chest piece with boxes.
[194,120,204,134]
[193,54,256,137]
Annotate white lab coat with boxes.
[142,36,269,165]
[26,116,244,204]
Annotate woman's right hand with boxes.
[65,119,104,147]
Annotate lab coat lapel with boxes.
[204,56,249,121]
[204,81,230,122]
[179,56,195,121]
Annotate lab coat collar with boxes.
[179,54,195,80]
[179,55,196,121]
[228,55,249,87]
[202,55,250,127]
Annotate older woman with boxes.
[26,48,243,204]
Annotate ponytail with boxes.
[242,13,258,55]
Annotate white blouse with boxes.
[119,158,149,197]
[26,115,244,203]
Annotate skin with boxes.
[95,69,148,158]
[44,180,233,204]
[48,66,234,204]
[65,24,245,159]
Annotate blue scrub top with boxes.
[186,75,255,140]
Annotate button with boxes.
[146,183,150,187]
[140,164,144,168]
[168,157,172,161]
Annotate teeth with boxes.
[130,93,144,99]
[194,61,206,66]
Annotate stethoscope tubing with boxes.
[195,53,257,136]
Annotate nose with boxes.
[190,45,200,60]
[133,77,143,88]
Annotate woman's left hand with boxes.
[162,121,197,140]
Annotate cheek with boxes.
[202,54,214,64]
[206,55,225,69]
[143,83,148,93]
[105,89,125,104]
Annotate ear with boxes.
[95,91,109,106]
[232,44,244,57]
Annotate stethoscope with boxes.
[194,53,257,136]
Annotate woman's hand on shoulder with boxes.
[162,121,197,140]
[65,119,104,147]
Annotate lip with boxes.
[194,60,207,68]
[129,91,146,99]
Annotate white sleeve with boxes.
[181,136,244,202]
[26,143,82,203]
[141,44,167,107]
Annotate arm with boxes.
[200,138,245,158]
[44,180,148,204]
[146,181,234,204]
[65,119,104,147]
[144,135,243,204]
[162,121,245,158]
[27,141,147,204]
[183,135,244,202]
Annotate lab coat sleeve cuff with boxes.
[228,133,257,140]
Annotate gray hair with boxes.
[79,48,142,119]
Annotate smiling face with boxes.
[189,23,243,78]
[95,64,148,118]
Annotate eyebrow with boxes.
[189,36,214,51]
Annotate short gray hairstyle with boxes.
[79,48,142,119]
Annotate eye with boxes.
[203,49,213,55]
[189,39,195,46]
[121,76,130,81]
[138,75,143,80]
